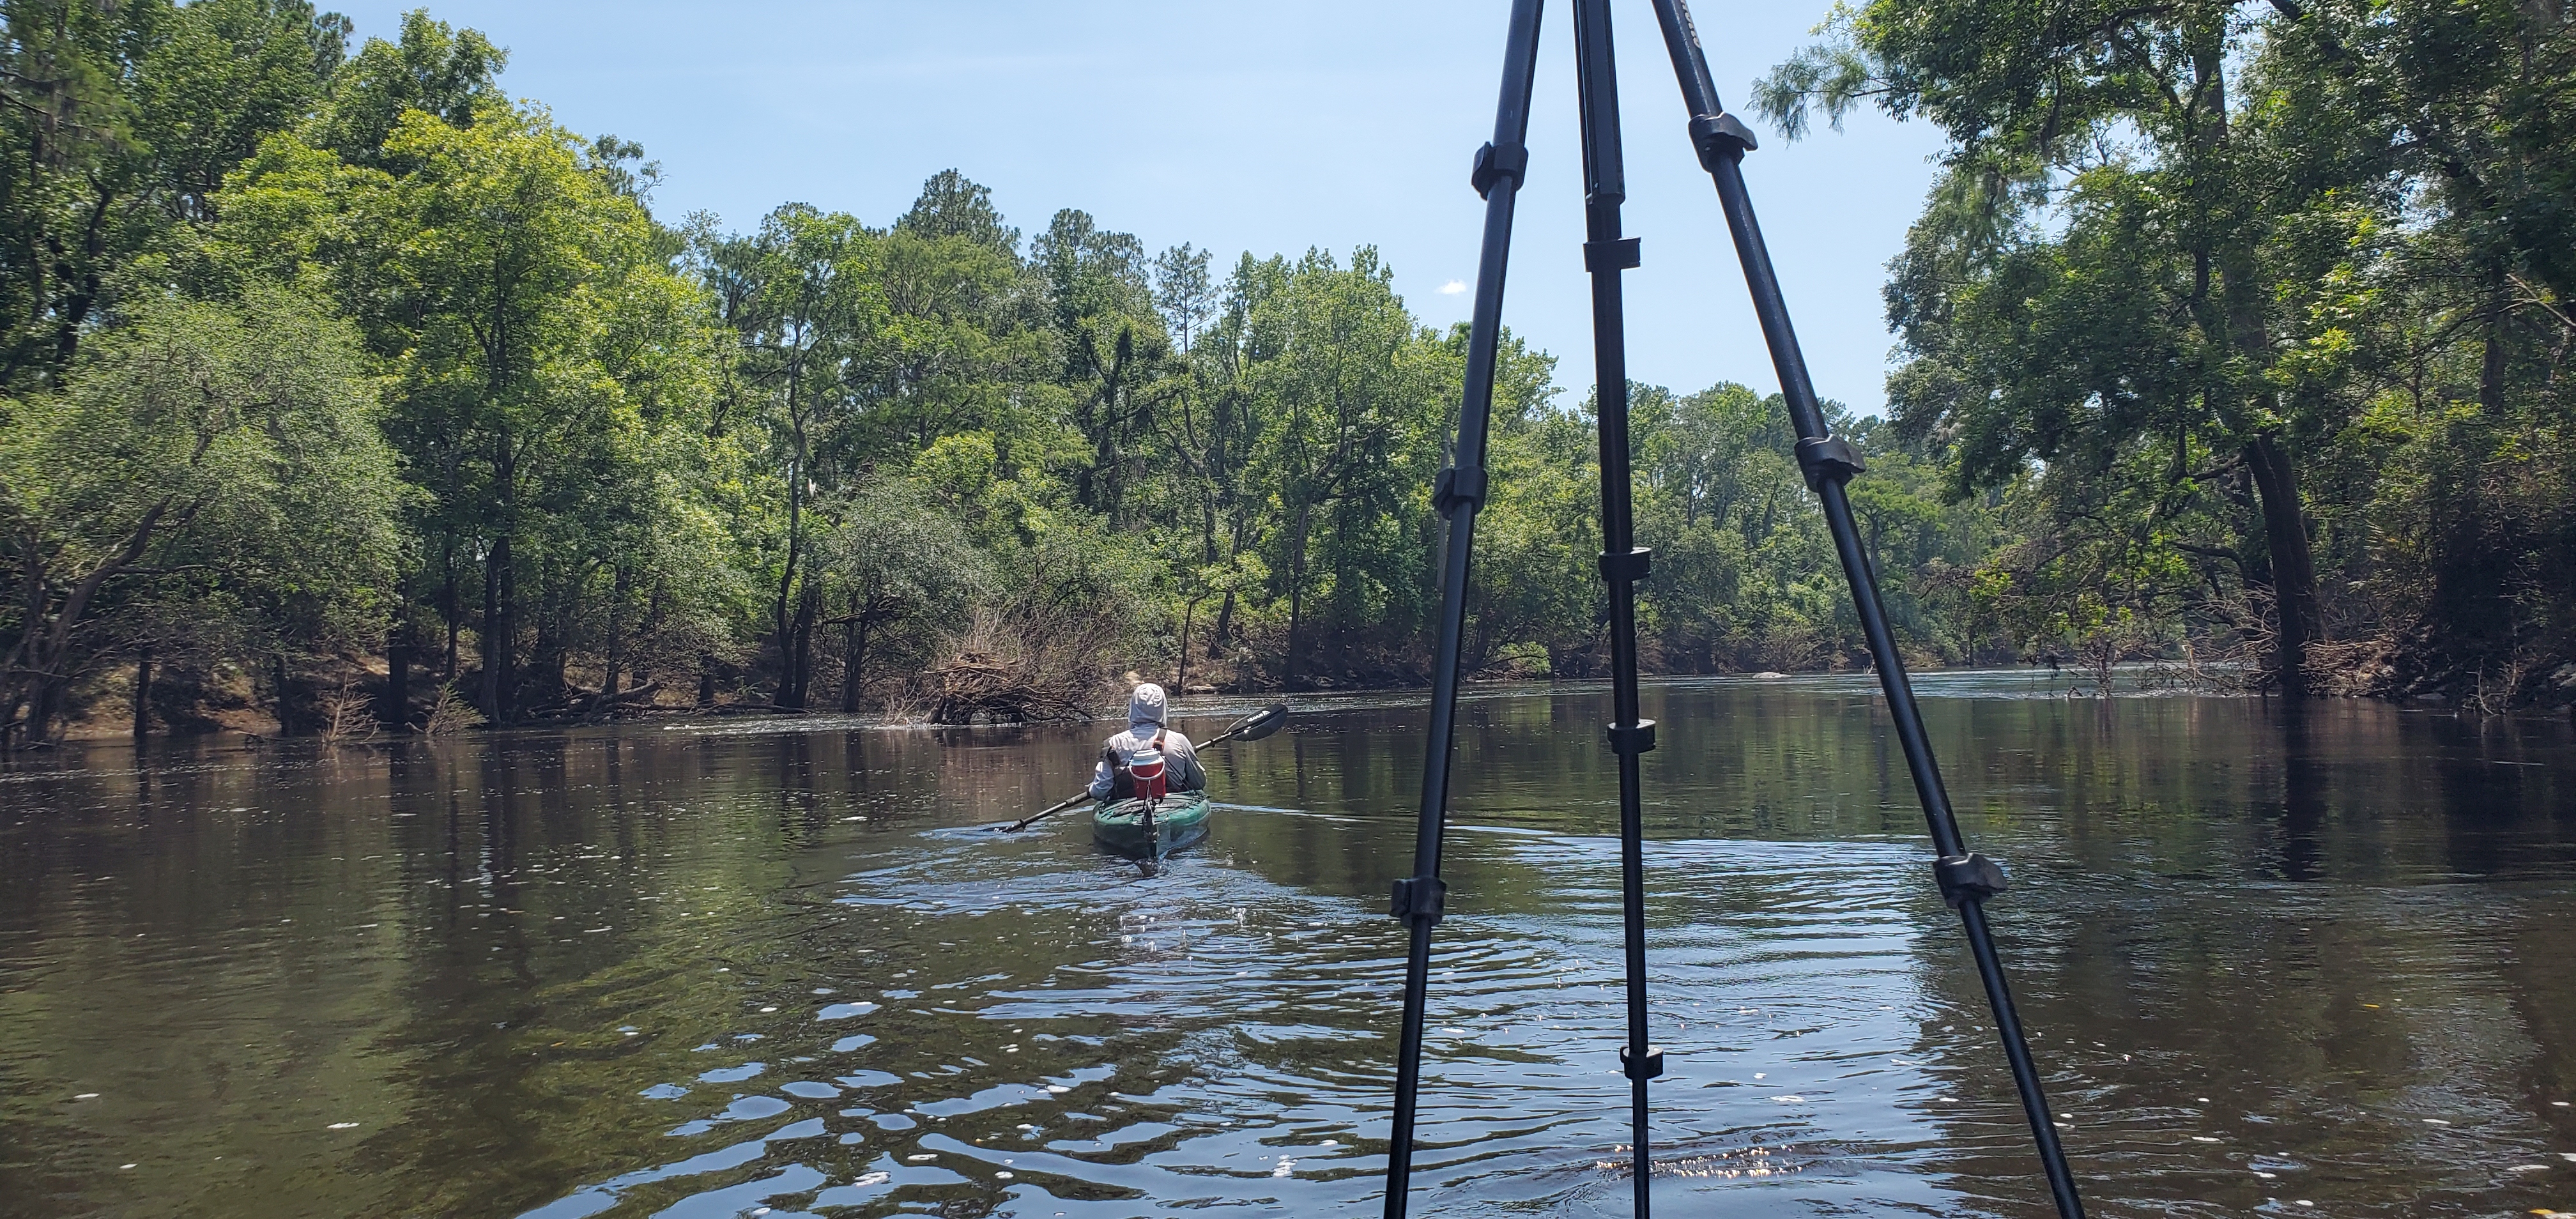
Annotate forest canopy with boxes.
[3,0,2568,742]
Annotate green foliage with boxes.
[213,61,733,721]
[0,0,348,387]
[307,9,503,167]
[1759,0,2576,700]
[1232,248,1452,680]
[8,0,2568,744]
[0,284,396,740]
[812,477,991,712]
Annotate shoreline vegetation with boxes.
[6,4,2574,749]
[38,664,2264,747]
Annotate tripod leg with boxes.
[1642,4,2088,1218]
[1571,0,1659,1213]
[1384,1,1543,1216]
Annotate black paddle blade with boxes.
[999,790,1089,832]
[1234,702,1291,741]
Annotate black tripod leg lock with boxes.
[1679,111,1761,171]
[1472,141,1529,199]
[1795,435,1867,491]
[1597,546,1652,583]
[1688,111,1760,170]
[1605,719,1657,755]
[1933,852,2010,908]
[1583,237,1643,273]
[1434,466,1488,519]
[1392,875,1449,926]
[1620,1043,1666,1080]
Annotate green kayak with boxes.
[1092,792,1212,857]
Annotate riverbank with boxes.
[42,644,2576,749]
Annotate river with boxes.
[3,672,2573,1218]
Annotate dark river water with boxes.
[4,673,2575,1218]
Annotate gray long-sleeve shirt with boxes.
[1088,725,1206,799]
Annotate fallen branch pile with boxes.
[925,651,1087,724]
[523,680,667,723]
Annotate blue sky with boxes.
[328,1,1946,416]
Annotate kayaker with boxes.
[1089,682,1206,801]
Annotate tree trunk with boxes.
[17,496,180,744]
[2244,434,2320,698]
[839,600,869,715]
[779,584,820,710]
[382,615,410,731]
[482,531,510,722]
[272,655,314,735]
[132,650,151,739]
[441,560,460,684]
[2190,43,2319,698]
[1201,488,1222,567]
[26,679,57,744]
[484,435,518,723]
[774,427,806,709]
[636,580,668,689]
[2481,263,2511,415]
[603,566,628,698]
[530,609,567,710]
[1283,518,1309,690]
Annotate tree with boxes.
[0,0,348,388]
[1463,351,1592,676]
[694,204,887,709]
[1632,381,1839,671]
[307,8,503,168]
[858,179,1054,459]
[1759,0,2576,699]
[1237,248,1453,686]
[896,168,1020,256]
[1758,0,2338,691]
[217,90,726,723]
[1035,208,1175,523]
[815,479,990,712]
[1158,253,1285,663]
[1153,243,1216,355]
[0,285,397,743]
[2260,0,2576,702]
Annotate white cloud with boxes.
[1439,280,1468,295]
